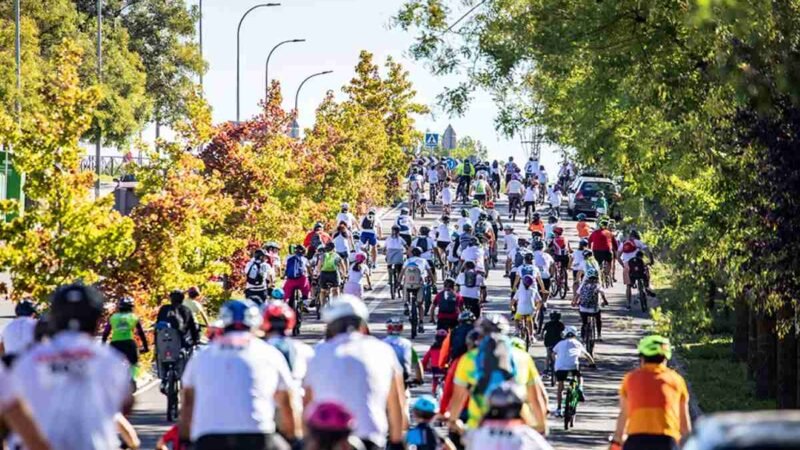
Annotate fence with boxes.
[79,155,151,178]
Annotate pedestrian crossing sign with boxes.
[425,133,439,149]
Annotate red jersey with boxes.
[433,290,464,320]
[422,347,443,370]
[303,231,332,249]
[588,228,616,252]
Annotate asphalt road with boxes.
[0,196,651,449]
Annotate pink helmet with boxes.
[355,253,367,264]
[307,402,355,432]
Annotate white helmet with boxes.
[563,326,578,338]
[341,202,350,210]
[322,294,369,323]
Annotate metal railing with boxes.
[79,155,151,178]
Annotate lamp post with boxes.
[95,0,103,199]
[236,2,280,122]
[199,0,203,88]
[265,38,305,97]
[291,70,332,138]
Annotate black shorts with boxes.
[244,289,267,304]
[594,250,613,265]
[553,254,569,267]
[474,194,486,202]
[319,271,340,288]
[437,317,458,330]
[623,435,679,450]
[524,200,536,208]
[437,241,450,251]
[541,278,551,291]
[196,433,287,450]
[110,339,139,366]
[401,234,412,247]
[555,369,581,382]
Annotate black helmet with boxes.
[443,277,456,289]
[458,310,476,323]
[314,222,324,230]
[486,382,525,419]
[419,226,430,235]
[294,244,306,255]
[477,313,510,335]
[533,241,545,251]
[49,283,104,334]
[462,223,473,232]
[254,249,266,259]
[15,300,37,317]
[391,224,400,232]
[411,247,423,257]
[169,289,185,304]
[549,311,561,321]
[118,296,135,310]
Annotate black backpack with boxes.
[310,233,323,251]
[464,269,478,288]
[514,250,526,268]
[449,324,472,360]
[246,261,265,285]
[629,257,646,280]
[416,237,429,253]
[438,291,457,315]
[160,305,185,334]
[361,216,374,230]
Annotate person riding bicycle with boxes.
[537,166,549,200]
[422,330,449,394]
[430,278,464,331]
[400,247,433,333]
[0,299,37,366]
[102,296,149,379]
[359,208,383,269]
[553,326,595,418]
[244,248,272,304]
[504,156,519,184]
[547,186,562,216]
[343,253,371,298]
[457,208,473,234]
[455,158,476,202]
[484,201,501,247]
[611,335,691,450]
[576,213,591,239]
[512,275,538,342]
[464,382,553,450]
[532,240,555,293]
[474,212,493,247]
[505,174,524,217]
[573,267,609,340]
[395,207,416,247]
[620,230,656,305]
[524,157,538,184]
[434,215,454,264]
[264,241,282,278]
[406,395,455,450]
[571,239,589,295]
[383,318,423,390]
[550,226,571,277]
[185,286,210,329]
[304,222,333,260]
[467,199,483,225]
[333,223,355,260]
[588,219,617,281]
[542,311,565,378]
[156,289,200,350]
[441,177,455,214]
[455,259,485,321]
[261,300,315,391]
[528,212,545,237]
[594,190,609,216]
[336,203,359,231]
[471,174,492,206]
[317,242,347,302]
[284,244,312,309]
[180,299,299,450]
[413,226,437,283]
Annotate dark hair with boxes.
[483,404,522,421]
[641,354,667,364]
[352,260,363,272]
[413,410,436,421]
[326,316,364,339]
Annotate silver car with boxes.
[682,411,800,450]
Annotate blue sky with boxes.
[146,0,562,171]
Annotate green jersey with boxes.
[109,312,139,342]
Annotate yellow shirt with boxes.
[454,345,541,428]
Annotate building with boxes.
[442,124,457,151]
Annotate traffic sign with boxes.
[424,133,439,149]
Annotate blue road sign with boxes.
[424,133,439,149]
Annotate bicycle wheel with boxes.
[389,267,397,300]
[560,267,568,299]
[292,291,302,336]
[585,317,596,357]
[410,292,418,339]
[166,373,179,422]
[549,359,556,387]
[638,279,648,312]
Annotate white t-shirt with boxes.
[533,251,554,279]
[548,191,562,207]
[504,234,519,255]
[396,215,415,236]
[412,237,436,261]
[514,285,536,316]
[426,168,439,184]
[336,212,358,229]
[456,271,485,299]
[385,235,406,251]
[571,250,586,271]
[469,207,483,225]
[304,332,402,447]
[333,233,352,254]
[506,179,524,195]
[360,215,383,235]
[436,223,453,242]
[524,160,538,175]
[457,217,473,233]
[10,331,130,450]
[621,239,647,264]
[538,170,549,185]
[465,421,553,450]
[244,259,272,290]
[553,338,586,371]
[348,264,366,285]
[0,364,16,413]
[441,186,454,205]
[1,316,37,355]
[182,332,292,440]
[524,186,536,202]
[403,257,430,273]
[460,246,485,273]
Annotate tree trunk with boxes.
[776,304,798,408]
[733,294,749,362]
[755,313,777,399]
[747,306,758,380]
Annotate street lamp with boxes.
[95,0,103,199]
[265,39,305,98]
[291,70,333,138]
[236,2,280,122]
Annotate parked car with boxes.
[682,410,800,450]
[566,175,618,218]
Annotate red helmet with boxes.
[386,318,404,334]
[355,253,367,264]
[261,302,296,334]
[485,201,495,208]
[206,320,224,341]
[553,226,564,236]
[307,402,354,432]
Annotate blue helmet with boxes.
[220,300,262,331]
[271,288,285,300]
[585,265,600,279]
[412,395,438,414]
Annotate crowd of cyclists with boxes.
[0,155,692,450]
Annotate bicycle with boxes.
[634,277,648,312]
[155,325,187,422]
[429,180,438,205]
[601,260,614,289]
[545,347,556,387]
[582,314,598,358]
[508,194,521,221]
[290,288,303,336]
[517,316,532,351]
[551,260,568,300]
[388,263,403,300]
[410,192,419,219]
[563,374,581,430]
[406,288,421,339]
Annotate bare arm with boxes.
[680,396,692,439]
[115,413,140,449]
[4,400,51,450]
[612,396,628,445]
[447,384,470,433]
[387,373,406,443]
[275,390,300,439]
[178,387,194,440]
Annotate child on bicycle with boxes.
[305,402,363,450]
[553,326,595,417]
[422,330,449,395]
[542,311,565,379]
[512,275,538,343]
[573,267,609,340]
[407,395,456,450]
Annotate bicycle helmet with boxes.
[294,244,306,255]
[471,199,480,207]
[352,231,361,240]
[322,294,369,324]
[509,337,526,351]
[169,289,185,304]
[460,209,468,217]
[314,221,324,230]
[265,241,279,250]
[585,265,599,279]
[324,242,336,251]
[341,202,350,211]
[50,283,105,333]
[220,299,262,331]
[271,288,285,300]
[477,313,510,335]
[638,335,672,359]
[577,213,587,220]
[458,310,476,323]
[441,215,450,223]
[578,239,589,249]
[118,296,135,311]
[583,249,593,258]
[462,223,473,232]
[549,311,561,321]
[254,248,266,259]
[563,325,578,338]
[206,319,224,341]
[391,224,401,232]
[419,226,430,235]
[400,207,409,215]
[522,275,534,288]
[479,212,488,221]
[353,253,366,265]
[261,301,297,334]
[411,247,423,257]
[504,224,513,231]
[553,226,564,236]
[533,240,545,251]
[486,201,495,209]
[386,317,404,334]
[306,402,355,433]
[548,215,558,224]
[15,300,37,317]
[412,395,438,415]
[368,207,377,215]
[532,212,540,220]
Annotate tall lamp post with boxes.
[199,0,203,88]
[265,38,305,98]
[236,2,280,122]
[291,70,333,138]
[95,0,103,198]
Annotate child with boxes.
[512,275,537,341]
[571,239,588,295]
[553,326,595,417]
[406,395,455,450]
[542,311,565,378]
[343,253,369,298]
[576,213,591,239]
[422,330,449,394]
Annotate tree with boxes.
[0,40,134,301]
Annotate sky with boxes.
[138,0,563,172]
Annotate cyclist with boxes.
[0,299,37,366]
[455,260,484,323]
[542,311,565,378]
[573,267,609,340]
[412,226,437,285]
[610,336,691,450]
[455,158,476,203]
[396,207,416,247]
[316,242,347,304]
[333,223,355,260]
[384,318,424,392]
[426,164,440,204]
[359,208,383,269]
[102,296,149,380]
[512,275,537,341]
[457,222,475,256]
[336,203,359,231]
[179,299,300,450]
[528,213,545,237]
[400,247,433,332]
[558,161,571,190]
[467,200,483,225]
[264,241,282,278]
[502,225,519,277]
[304,222,333,260]
[620,230,656,303]
[504,156,520,184]
[448,314,548,435]
[572,239,589,295]
[471,174,492,206]
[550,226,571,284]
[156,289,200,350]
[422,329,449,394]
[406,395,455,450]
[594,190,609,216]
[441,177,455,215]
[537,166,549,202]
[490,160,501,199]
[305,295,406,450]
[185,286,210,329]
[434,215,454,266]
[430,278,463,330]
[523,180,537,219]
[262,301,315,393]
[460,238,488,302]
[464,382,553,450]
[576,213,591,239]
[284,244,312,309]
[9,283,133,449]
[544,215,559,242]
[457,208,473,234]
[524,156,538,184]
[547,186,562,217]
[533,240,555,293]
[553,326,595,417]
[343,253,370,298]
[508,237,531,289]
[244,248,272,304]
[588,219,616,282]
[304,402,362,450]
[505,174,524,219]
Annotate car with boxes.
[682,410,800,450]
[566,175,618,218]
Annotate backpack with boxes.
[579,283,600,310]
[463,160,473,174]
[310,232,323,251]
[397,216,411,234]
[246,261,265,285]
[361,216,374,230]
[449,324,472,361]
[519,264,535,278]
[404,265,423,290]
[622,239,637,254]
[464,269,478,288]
[514,250,527,268]
[321,252,339,273]
[628,257,646,281]
[553,236,568,256]
[270,337,296,372]
[472,334,517,401]
[285,255,304,280]
[438,291,458,315]
[416,237,429,253]
[160,306,185,334]
[475,221,487,237]
[386,337,411,382]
